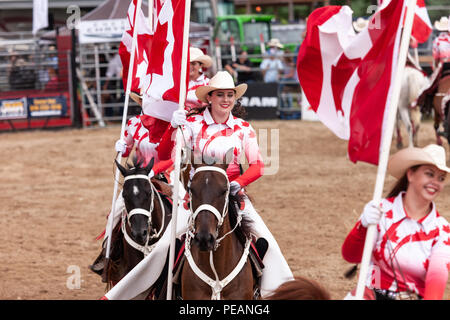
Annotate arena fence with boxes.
[0,48,76,131]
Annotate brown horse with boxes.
[432,74,450,145]
[179,158,256,300]
[103,158,172,290]
[264,276,331,300]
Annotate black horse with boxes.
[90,157,172,295]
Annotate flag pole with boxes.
[148,0,154,33]
[104,0,143,264]
[166,0,192,300]
[354,0,417,300]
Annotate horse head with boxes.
[115,157,154,246]
[189,148,233,251]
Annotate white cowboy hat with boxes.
[267,38,284,49]
[434,16,449,32]
[387,144,450,179]
[353,17,368,32]
[195,71,248,103]
[190,47,212,68]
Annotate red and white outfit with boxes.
[185,74,209,111]
[103,108,293,300]
[342,192,450,299]
[432,32,450,64]
[103,114,172,242]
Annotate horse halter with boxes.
[121,174,166,256]
[189,166,230,234]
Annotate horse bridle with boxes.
[121,174,166,256]
[188,166,232,246]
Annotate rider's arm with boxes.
[234,123,264,187]
[341,220,367,264]
[157,125,177,161]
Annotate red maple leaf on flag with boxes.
[147,21,169,77]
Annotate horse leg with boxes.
[410,107,422,147]
[395,120,403,149]
[434,114,443,146]
[412,121,419,147]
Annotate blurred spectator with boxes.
[279,49,297,108]
[45,67,59,91]
[224,50,255,83]
[265,38,284,59]
[8,54,36,90]
[102,52,123,117]
[260,40,284,83]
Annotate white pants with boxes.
[104,193,293,299]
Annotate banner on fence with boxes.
[28,96,68,117]
[0,98,28,120]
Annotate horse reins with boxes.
[121,174,166,256]
[185,165,251,300]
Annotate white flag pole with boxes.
[166,0,192,300]
[104,0,143,263]
[354,0,417,300]
[148,0,154,33]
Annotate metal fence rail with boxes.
[78,42,140,127]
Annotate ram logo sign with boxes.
[241,83,279,119]
[240,96,278,108]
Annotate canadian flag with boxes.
[119,0,154,96]
[379,0,432,44]
[411,0,432,44]
[297,1,405,165]
[141,0,190,122]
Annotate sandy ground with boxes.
[0,118,449,300]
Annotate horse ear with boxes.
[145,157,155,174]
[115,159,128,177]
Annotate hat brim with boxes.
[267,42,284,49]
[353,22,367,32]
[195,83,248,103]
[434,19,448,31]
[130,92,142,106]
[387,148,450,179]
[192,56,212,68]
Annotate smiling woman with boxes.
[342,144,450,300]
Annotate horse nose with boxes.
[194,232,215,251]
[132,228,148,245]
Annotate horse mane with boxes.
[264,276,331,300]
[128,156,143,170]
[228,193,254,244]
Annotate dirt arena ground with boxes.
[1,118,449,300]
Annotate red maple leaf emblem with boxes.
[423,259,429,271]
[389,230,399,243]
[444,237,450,246]
[443,225,450,234]
[385,210,393,219]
